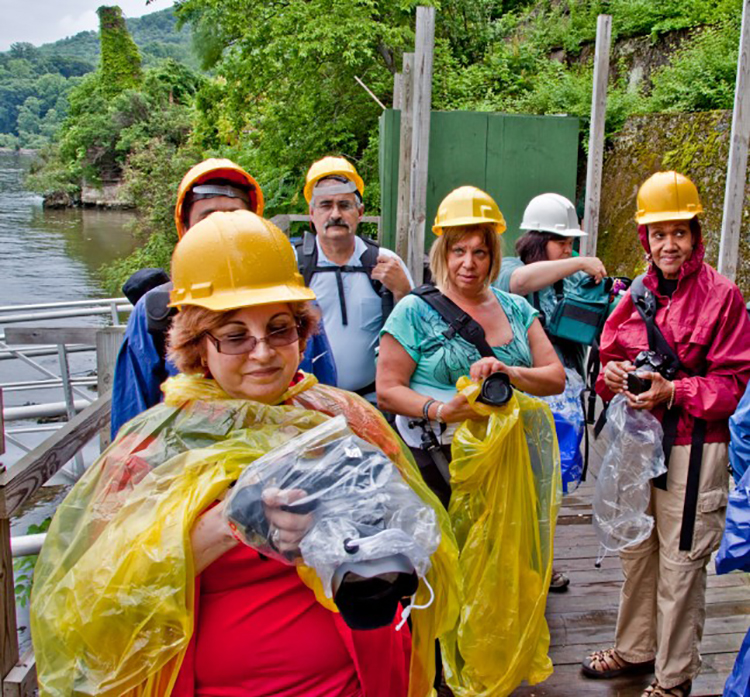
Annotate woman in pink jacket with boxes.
[580,172,750,697]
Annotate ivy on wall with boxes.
[97,6,143,97]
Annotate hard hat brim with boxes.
[169,283,316,312]
[433,217,507,236]
[518,223,587,237]
[634,210,700,226]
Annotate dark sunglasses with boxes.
[204,323,300,355]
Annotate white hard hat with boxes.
[519,193,587,238]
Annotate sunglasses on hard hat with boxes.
[204,324,300,355]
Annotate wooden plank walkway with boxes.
[511,477,749,697]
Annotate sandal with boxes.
[642,679,692,697]
[581,648,655,679]
[549,569,570,593]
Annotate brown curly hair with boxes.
[168,302,319,375]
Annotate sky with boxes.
[0,0,175,51]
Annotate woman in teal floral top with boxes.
[376,186,565,506]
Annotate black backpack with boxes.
[293,231,394,326]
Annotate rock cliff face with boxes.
[598,110,749,297]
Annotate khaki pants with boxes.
[614,442,729,689]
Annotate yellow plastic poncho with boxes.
[441,378,562,697]
[31,374,461,697]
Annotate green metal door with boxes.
[379,111,579,255]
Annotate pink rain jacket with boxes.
[596,225,750,445]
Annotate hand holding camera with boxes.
[604,351,677,411]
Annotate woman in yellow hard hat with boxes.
[377,185,565,504]
[581,171,750,697]
[31,210,458,697]
[376,186,565,694]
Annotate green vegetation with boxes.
[0,8,194,149]
[13,517,51,607]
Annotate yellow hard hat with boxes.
[432,186,507,235]
[304,156,365,204]
[635,171,703,225]
[169,210,316,312]
[174,158,264,239]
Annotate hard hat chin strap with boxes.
[396,575,435,632]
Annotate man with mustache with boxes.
[297,156,413,398]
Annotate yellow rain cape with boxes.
[441,378,562,697]
[31,374,460,697]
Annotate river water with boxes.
[0,152,138,305]
[1,149,139,461]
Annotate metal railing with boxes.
[0,298,128,691]
[0,300,131,465]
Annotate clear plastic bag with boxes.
[592,394,666,556]
[224,415,441,598]
[538,368,585,494]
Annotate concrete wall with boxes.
[80,179,133,208]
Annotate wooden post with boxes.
[0,515,19,692]
[396,53,415,263]
[407,7,435,285]
[582,14,612,257]
[719,0,750,281]
[97,327,125,449]
[393,71,403,110]
[0,389,4,459]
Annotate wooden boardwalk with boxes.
[511,477,749,697]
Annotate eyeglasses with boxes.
[204,324,300,355]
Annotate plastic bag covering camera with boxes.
[30,374,460,697]
[592,395,666,554]
[443,376,561,697]
[224,416,440,599]
[538,368,585,494]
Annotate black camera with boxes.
[627,350,678,395]
[477,372,513,407]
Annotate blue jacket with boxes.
[730,383,750,484]
[111,290,338,439]
[716,465,750,697]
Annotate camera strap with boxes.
[410,285,495,358]
[408,285,495,485]
[630,274,707,551]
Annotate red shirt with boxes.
[180,544,361,697]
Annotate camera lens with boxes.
[478,372,513,406]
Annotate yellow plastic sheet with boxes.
[441,377,562,697]
[31,374,460,697]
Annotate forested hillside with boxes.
[0,8,193,149]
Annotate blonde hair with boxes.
[168,302,318,374]
[429,224,502,291]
